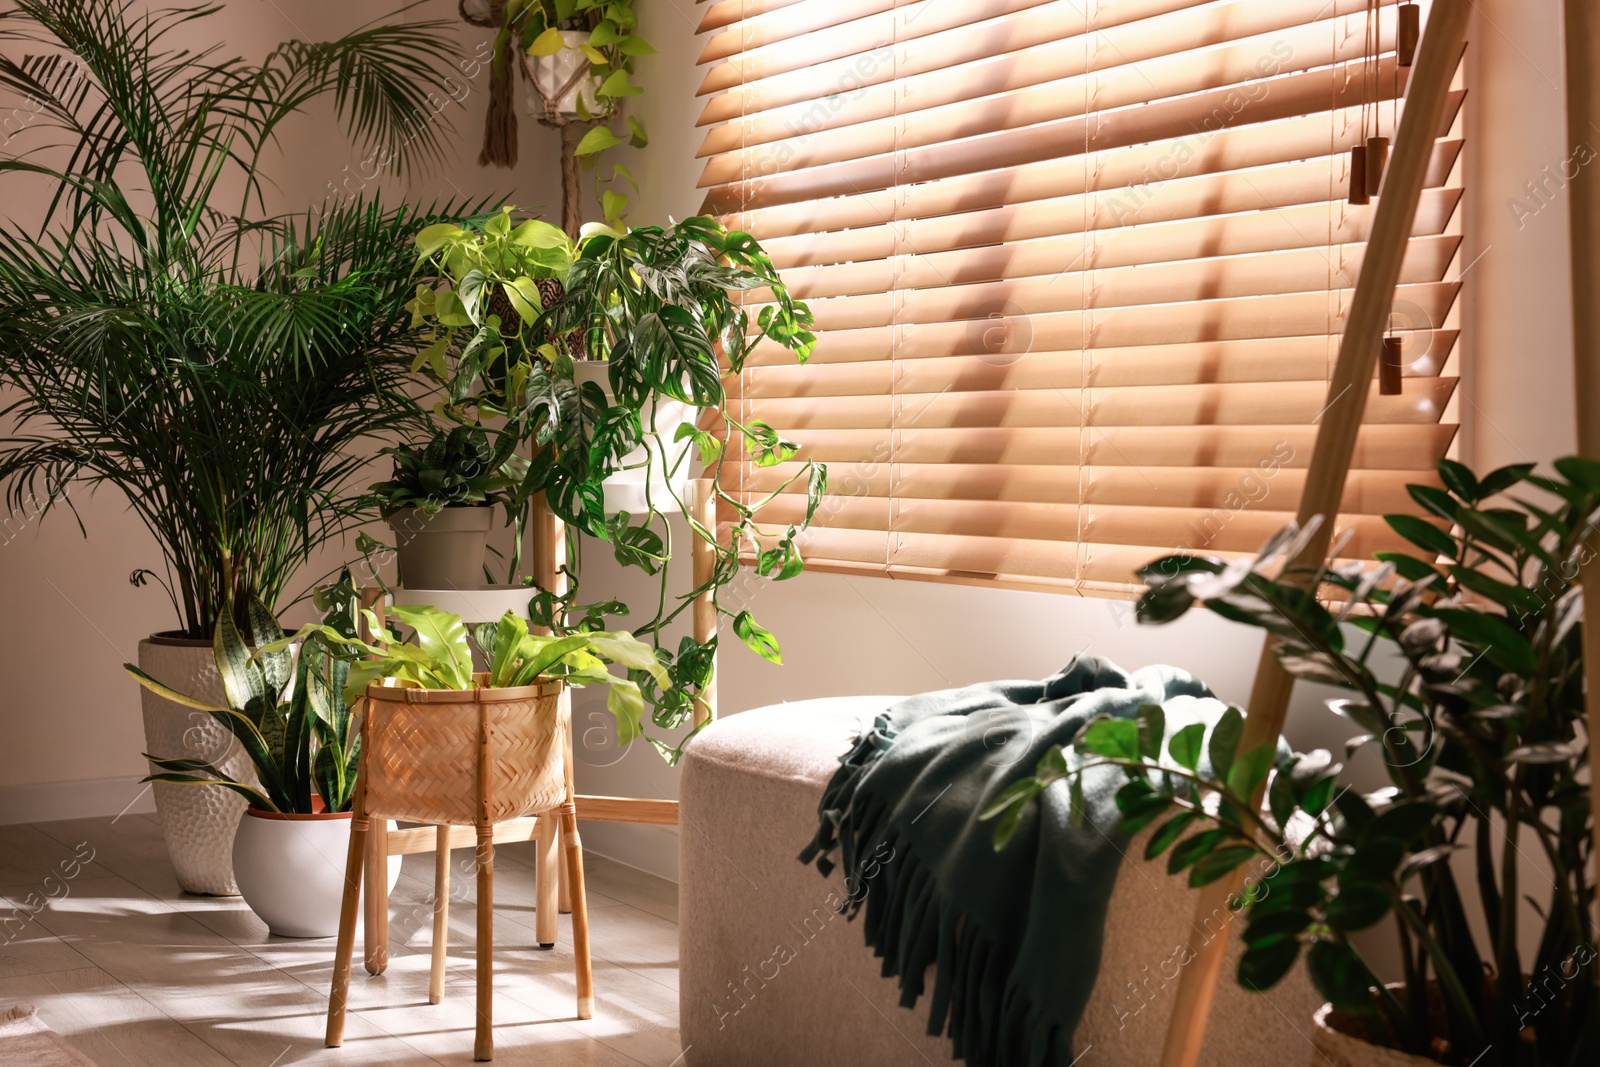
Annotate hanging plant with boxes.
[474,0,652,231]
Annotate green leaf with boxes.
[1078,717,1140,761]
[1360,800,1439,846]
[1145,811,1200,860]
[596,69,641,97]
[1226,742,1277,800]
[1135,703,1165,761]
[1448,565,1544,616]
[1325,883,1392,932]
[1239,936,1303,992]
[1384,514,1457,559]
[1374,551,1439,582]
[575,126,623,156]
[1406,484,1458,522]
[1208,706,1244,779]
[1168,722,1206,771]
[139,772,279,812]
[1430,607,1537,676]
[385,605,474,689]
[1306,939,1380,1011]
[528,26,565,55]
[1189,844,1258,887]
[1477,462,1536,497]
[1169,828,1232,875]
[1437,458,1480,501]
[733,611,782,664]
[606,678,646,743]
[123,664,227,713]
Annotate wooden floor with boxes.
[0,813,682,1066]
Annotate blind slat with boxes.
[728,332,1461,397]
[773,189,1462,297]
[698,0,1394,127]
[698,2,1405,157]
[742,282,1461,366]
[790,237,1460,332]
[726,465,1442,516]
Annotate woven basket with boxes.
[362,679,566,826]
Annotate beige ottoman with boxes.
[679,697,1318,1067]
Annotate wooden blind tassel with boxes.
[1398,3,1422,67]
[1380,334,1404,395]
[1350,144,1370,205]
[1367,135,1391,195]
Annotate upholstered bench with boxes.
[679,697,1317,1066]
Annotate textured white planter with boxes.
[574,360,697,515]
[521,29,602,117]
[138,635,260,896]
[232,810,402,938]
[1312,1001,1437,1067]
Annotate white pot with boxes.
[521,30,602,118]
[138,635,261,896]
[232,809,403,938]
[574,360,698,515]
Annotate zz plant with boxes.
[985,457,1599,1066]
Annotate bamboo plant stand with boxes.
[326,676,593,1062]
[355,480,719,977]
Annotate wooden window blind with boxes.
[694,0,1464,596]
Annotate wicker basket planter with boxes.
[362,678,566,825]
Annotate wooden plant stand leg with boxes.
[363,818,390,976]
[325,803,369,1047]
[474,824,495,1062]
[560,801,595,1020]
[535,811,560,948]
[430,824,450,1005]
[557,686,574,915]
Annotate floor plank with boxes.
[0,814,685,1067]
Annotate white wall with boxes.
[0,3,1586,905]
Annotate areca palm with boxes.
[0,0,476,635]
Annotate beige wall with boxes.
[0,3,1586,899]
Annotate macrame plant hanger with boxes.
[459,0,598,238]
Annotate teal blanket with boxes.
[799,656,1227,1067]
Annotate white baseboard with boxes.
[0,776,157,826]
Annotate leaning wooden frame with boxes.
[1157,1,1600,1063]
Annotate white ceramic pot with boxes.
[232,809,403,938]
[574,360,698,515]
[521,29,602,118]
[138,635,261,896]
